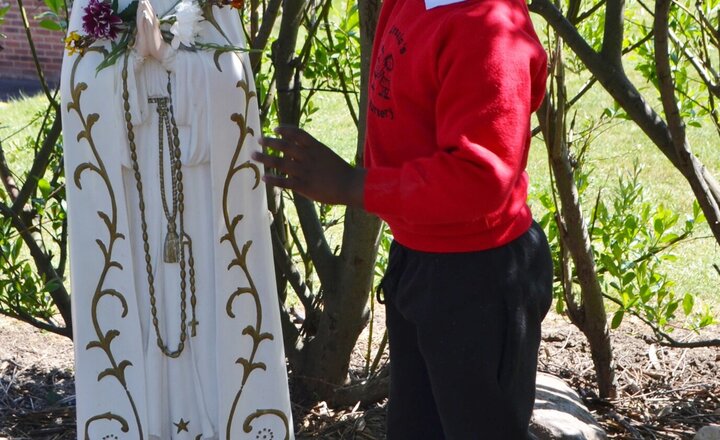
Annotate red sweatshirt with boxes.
[363,0,547,252]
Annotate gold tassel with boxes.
[164,229,181,263]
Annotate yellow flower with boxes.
[65,31,82,56]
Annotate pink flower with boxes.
[82,0,123,40]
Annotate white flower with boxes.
[170,0,203,49]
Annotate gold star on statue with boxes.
[174,418,190,433]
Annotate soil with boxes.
[0,310,718,439]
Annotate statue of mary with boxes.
[60,0,294,437]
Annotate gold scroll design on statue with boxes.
[220,59,290,440]
[67,48,144,440]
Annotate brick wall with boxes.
[0,0,65,82]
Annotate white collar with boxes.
[424,0,466,9]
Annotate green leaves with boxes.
[301,0,361,125]
[95,31,132,74]
[34,0,67,33]
[36,14,64,31]
[539,157,714,336]
[0,102,67,335]
[587,163,711,333]
[117,0,138,23]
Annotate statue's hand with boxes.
[135,0,170,61]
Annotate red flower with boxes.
[82,0,123,40]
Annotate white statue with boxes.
[60,0,294,437]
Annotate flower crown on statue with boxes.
[65,0,246,72]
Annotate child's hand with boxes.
[254,126,366,208]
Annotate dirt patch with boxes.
[540,313,720,439]
[0,316,74,440]
[1,310,718,439]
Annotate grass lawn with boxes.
[0,94,52,177]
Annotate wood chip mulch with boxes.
[1,313,719,439]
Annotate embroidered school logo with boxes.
[369,25,407,120]
[373,48,394,100]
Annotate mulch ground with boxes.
[0,312,718,439]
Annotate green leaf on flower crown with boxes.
[95,38,131,74]
[111,0,118,13]
[118,1,138,22]
[213,49,224,72]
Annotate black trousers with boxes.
[379,222,553,440]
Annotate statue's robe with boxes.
[61,2,294,438]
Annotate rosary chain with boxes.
[121,54,197,358]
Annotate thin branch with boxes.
[249,0,258,45]
[57,218,68,276]
[249,0,282,72]
[293,195,336,285]
[679,0,720,46]
[322,14,359,127]
[330,363,390,407]
[567,30,653,108]
[271,224,317,316]
[0,111,44,143]
[16,0,57,109]
[575,0,606,24]
[603,294,720,348]
[668,30,720,98]
[12,110,62,214]
[259,71,277,125]
[1,307,69,337]
[278,304,302,365]
[0,142,20,201]
[297,0,333,65]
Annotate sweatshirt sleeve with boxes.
[363,5,547,226]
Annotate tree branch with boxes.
[601,0,625,66]
[297,0,333,66]
[356,0,381,165]
[249,0,282,73]
[0,141,20,201]
[293,195,336,284]
[668,30,720,98]
[271,223,318,317]
[655,0,686,152]
[0,202,71,335]
[16,0,57,109]
[278,304,303,365]
[323,13,359,127]
[575,0,606,25]
[530,0,676,164]
[602,294,720,348]
[329,363,389,407]
[531,0,720,245]
[2,307,69,337]
[12,111,62,214]
[654,0,720,234]
[274,0,306,124]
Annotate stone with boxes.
[695,425,720,440]
[530,373,607,440]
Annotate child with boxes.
[254,0,551,437]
